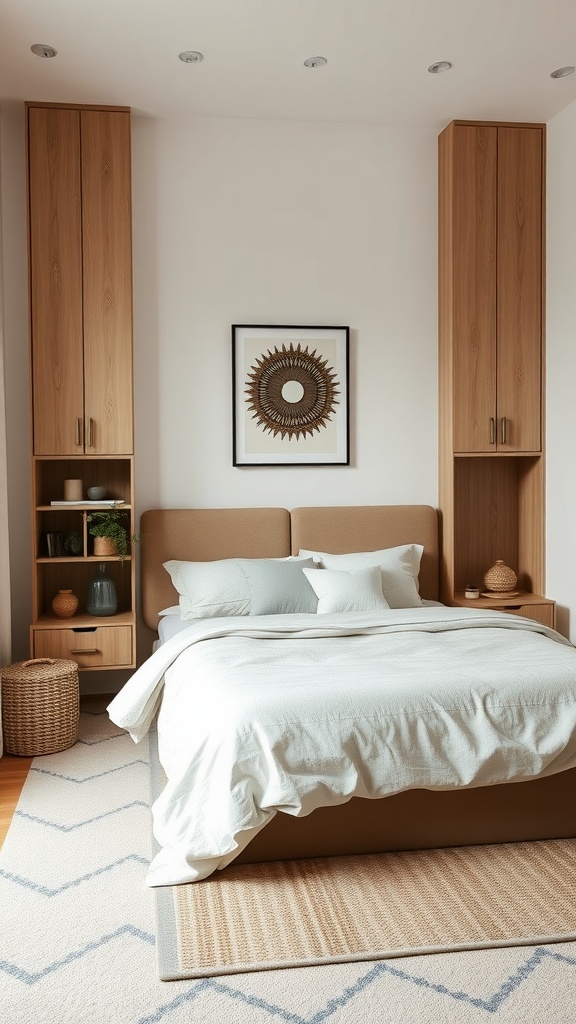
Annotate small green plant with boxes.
[87,510,139,562]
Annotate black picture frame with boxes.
[232,324,350,467]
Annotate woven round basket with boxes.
[93,536,118,557]
[1,658,79,756]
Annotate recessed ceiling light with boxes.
[550,66,575,79]
[31,43,57,58]
[178,50,204,64]
[428,61,452,74]
[303,56,327,68]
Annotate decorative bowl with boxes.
[87,486,107,501]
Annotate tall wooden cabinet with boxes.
[26,103,136,670]
[438,119,553,627]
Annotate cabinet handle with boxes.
[501,416,508,445]
[75,418,83,447]
[489,417,496,445]
[88,417,94,448]
[70,648,99,655]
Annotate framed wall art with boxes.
[232,324,350,466]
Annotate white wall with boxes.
[0,111,30,664]
[546,102,576,642]
[131,116,439,518]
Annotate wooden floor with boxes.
[0,752,33,849]
[0,694,113,851]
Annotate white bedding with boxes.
[108,607,576,886]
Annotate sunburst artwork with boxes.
[232,325,349,466]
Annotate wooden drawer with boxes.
[501,604,556,629]
[33,625,134,668]
[453,593,556,630]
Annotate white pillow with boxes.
[163,555,318,620]
[302,566,390,615]
[157,605,181,617]
[298,544,423,608]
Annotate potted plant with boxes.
[87,509,137,562]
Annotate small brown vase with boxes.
[52,589,79,619]
[93,536,118,557]
[483,560,517,593]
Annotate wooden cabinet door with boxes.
[29,107,84,456]
[451,125,498,453]
[81,110,134,455]
[496,127,543,453]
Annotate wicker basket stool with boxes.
[1,658,79,756]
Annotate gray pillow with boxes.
[163,558,250,619]
[238,558,318,614]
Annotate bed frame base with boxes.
[234,769,576,864]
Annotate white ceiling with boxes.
[1,0,576,129]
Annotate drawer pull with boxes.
[70,648,99,655]
[489,417,496,444]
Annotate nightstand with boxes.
[452,592,556,629]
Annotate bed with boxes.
[108,505,576,887]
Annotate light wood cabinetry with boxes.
[438,120,548,622]
[26,103,136,670]
[28,105,133,456]
[441,122,543,455]
[452,592,555,629]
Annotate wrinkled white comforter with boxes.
[107,607,576,886]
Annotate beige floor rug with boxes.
[154,836,576,980]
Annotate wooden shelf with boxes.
[452,591,553,609]
[37,556,133,564]
[34,609,135,629]
[36,503,132,511]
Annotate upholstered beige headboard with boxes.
[140,504,439,629]
[141,508,291,628]
[290,505,439,603]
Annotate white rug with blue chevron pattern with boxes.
[1,703,576,1023]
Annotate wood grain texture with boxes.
[0,755,33,850]
[452,590,555,628]
[33,624,134,669]
[497,127,543,452]
[81,110,134,455]
[450,124,498,454]
[28,107,84,456]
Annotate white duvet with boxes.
[108,607,576,886]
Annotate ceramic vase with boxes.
[52,589,79,619]
[483,560,517,592]
[86,563,118,616]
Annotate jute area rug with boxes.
[155,837,576,980]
